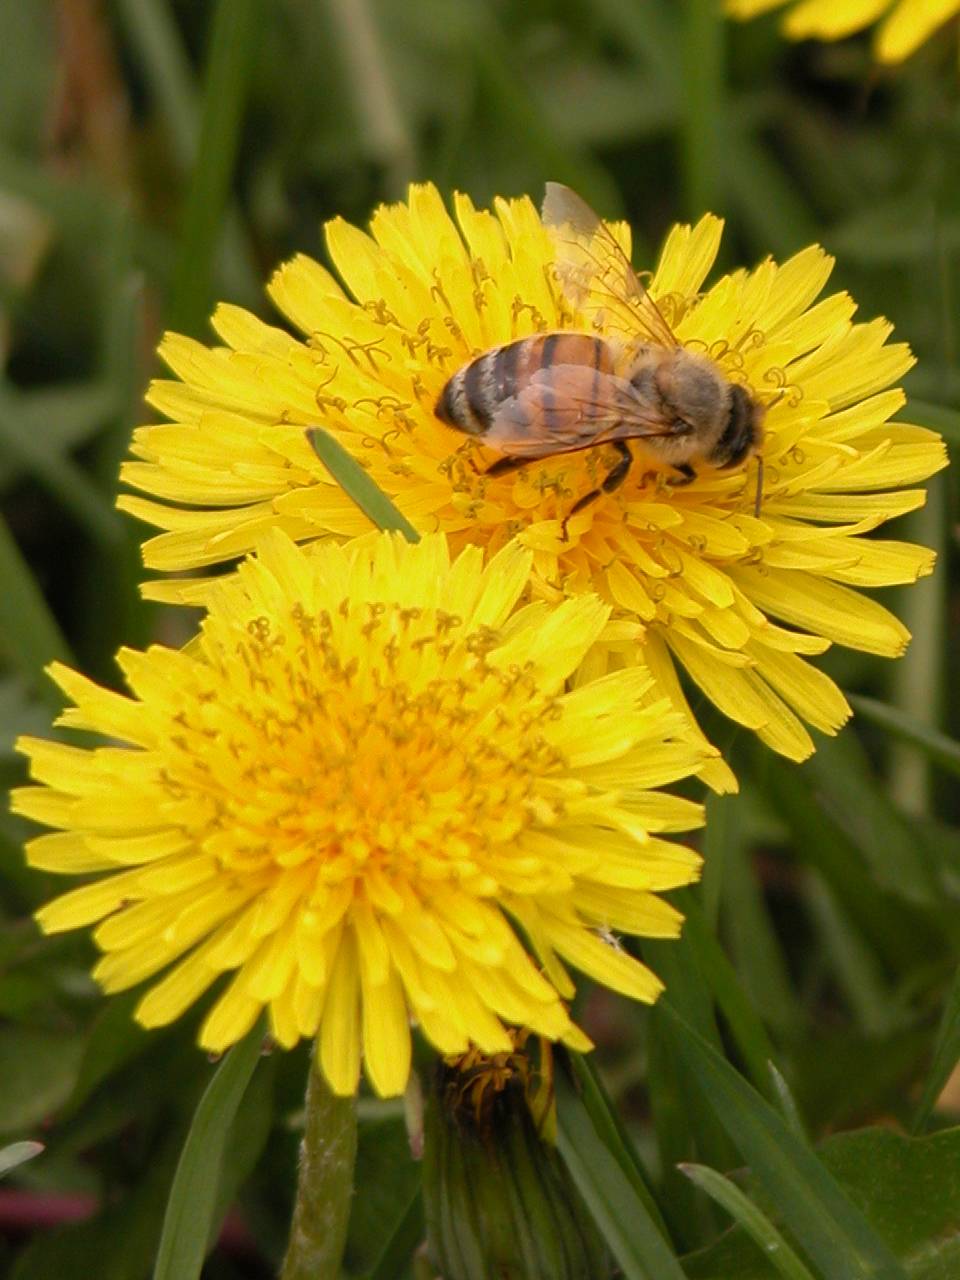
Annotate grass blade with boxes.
[556,1058,686,1280]
[885,474,946,815]
[116,0,198,167]
[767,1063,809,1145]
[679,1163,817,1280]
[0,386,122,549]
[644,925,737,1244]
[569,1052,671,1239]
[168,0,259,335]
[0,514,73,709]
[153,1021,264,1280]
[851,694,960,779]
[906,398,960,445]
[681,0,725,218]
[660,1001,908,1280]
[364,1185,424,1280]
[750,746,940,973]
[715,814,802,1042]
[803,732,939,907]
[911,964,960,1133]
[679,893,779,1096]
[307,427,420,541]
[116,0,261,310]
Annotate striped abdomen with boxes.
[435,333,614,437]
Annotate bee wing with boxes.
[481,364,684,459]
[542,182,679,353]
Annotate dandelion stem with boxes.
[280,1059,358,1280]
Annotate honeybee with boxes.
[435,183,765,530]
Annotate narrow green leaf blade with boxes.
[912,964,960,1133]
[712,803,802,1041]
[307,427,420,541]
[0,513,73,709]
[679,1164,816,1280]
[168,0,259,335]
[0,390,122,549]
[365,1185,424,1280]
[678,893,778,1096]
[556,1060,686,1280]
[851,694,960,779]
[660,1001,908,1280]
[906,398,960,445]
[680,0,724,218]
[153,1022,264,1280]
[570,1052,671,1238]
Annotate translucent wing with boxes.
[542,182,678,352]
[481,365,687,460]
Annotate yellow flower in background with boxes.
[118,185,945,790]
[13,532,706,1097]
[726,0,960,63]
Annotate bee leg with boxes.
[484,456,529,479]
[670,463,697,486]
[561,442,632,540]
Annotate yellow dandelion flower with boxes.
[118,186,945,790]
[13,531,706,1097]
[726,0,960,63]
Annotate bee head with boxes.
[709,384,764,469]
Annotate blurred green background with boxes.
[1,2,959,1277]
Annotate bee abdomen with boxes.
[435,333,611,437]
[435,344,516,436]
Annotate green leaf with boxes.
[0,381,118,493]
[660,1001,909,1280]
[307,427,420,541]
[804,874,897,1037]
[685,1126,960,1280]
[792,1028,930,1135]
[677,893,778,1097]
[569,1053,671,1239]
[0,1140,43,1178]
[364,1184,424,1280]
[711,801,802,1042]
[0,676,56,760]
[556,1057,686,1280]
[766,1064,809,1145]
[905,399,960,446]
[116,0,261,310]
[0,513,73,709]
[0,1027,85,1135]
[749,746,940,976]
[680,0,725,218]
[803,733,940,908]
[0,384,122,549]
[153,1020,264,1280]
[817,1126,960,1275]
[851,695,960,780]
[346,1110,422,1275]
[168,0,260,335]
[679,1163,816,1280]
[60,991,151,1118]
[912,964,960,1133]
